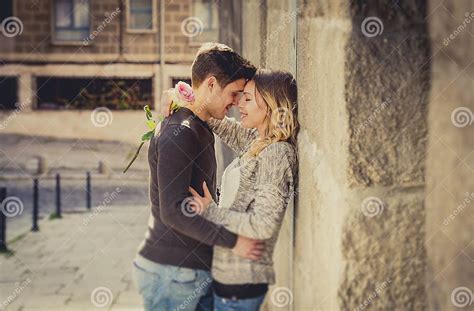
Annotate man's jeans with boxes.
[132,254,213,311]
[213,293,266,311]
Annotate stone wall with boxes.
[241,0,471,309]
[426,0,474,310]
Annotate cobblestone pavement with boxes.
[0,204,150,310]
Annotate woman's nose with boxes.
[237,97,245,108]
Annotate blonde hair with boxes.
[245,69,299,157]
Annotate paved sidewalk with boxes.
[0,204,150,310]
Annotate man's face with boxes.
[206,78,246,120]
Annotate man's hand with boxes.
[160,89,174,117]
[232,236,265,260]
[188,182,212,214]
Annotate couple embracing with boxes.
[133,42,298,311]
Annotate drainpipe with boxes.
[289,0,298,310]
[159,0,166,100]
[117,0,124,62]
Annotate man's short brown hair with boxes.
[191,42,256,88]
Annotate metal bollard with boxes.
[55,173,62,218]
[0,187,7,251]
[86,172,91,210]
[31,178,39,232]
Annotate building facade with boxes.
[0,0,220,142]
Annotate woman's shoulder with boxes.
[257,141,297,166]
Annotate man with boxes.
[134,43,263,311]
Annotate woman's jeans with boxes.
[213,293,266,311]
[132,255,213,311]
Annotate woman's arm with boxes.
[207,117,257,154]
[202,143,295,240]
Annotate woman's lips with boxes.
[240,112,248,119]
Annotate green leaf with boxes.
[141,130,155,141]
[146,120,156,130]
[144,105,153,120]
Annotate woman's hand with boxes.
[188,181,213,214]
[160,89,174,117]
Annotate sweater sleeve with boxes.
[156,125,237,248]
[201,143,295,240]
[207,117,257,154]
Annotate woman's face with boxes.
[237,80,268,130]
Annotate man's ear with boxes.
[207,76,216,92]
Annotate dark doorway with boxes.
[0,77,18,110]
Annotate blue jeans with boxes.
[213,293,266,311]
[132,255,213,311]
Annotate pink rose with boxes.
[176,81,195,103]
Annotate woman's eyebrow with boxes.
[243,91,252,95]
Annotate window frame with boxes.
[188,0,219,46]
[50,0,91,46]
[126,0,157,34]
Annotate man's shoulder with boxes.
[163,109,208,135]
[159,110,197,137]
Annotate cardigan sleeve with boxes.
[207,117,257,154]
[201,143,295,240]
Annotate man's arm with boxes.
[156,125,238,248]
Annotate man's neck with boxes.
[186,102,211,122]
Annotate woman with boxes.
[188,69,298,310]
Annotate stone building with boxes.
[1,0,473,310]
[0,0,220,142]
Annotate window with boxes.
[0,0,13,22]
[36,77,153,110]
[52,0,90,43]
[0,77,17,110]
[191,0,219,43]
[127,0,156,32]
